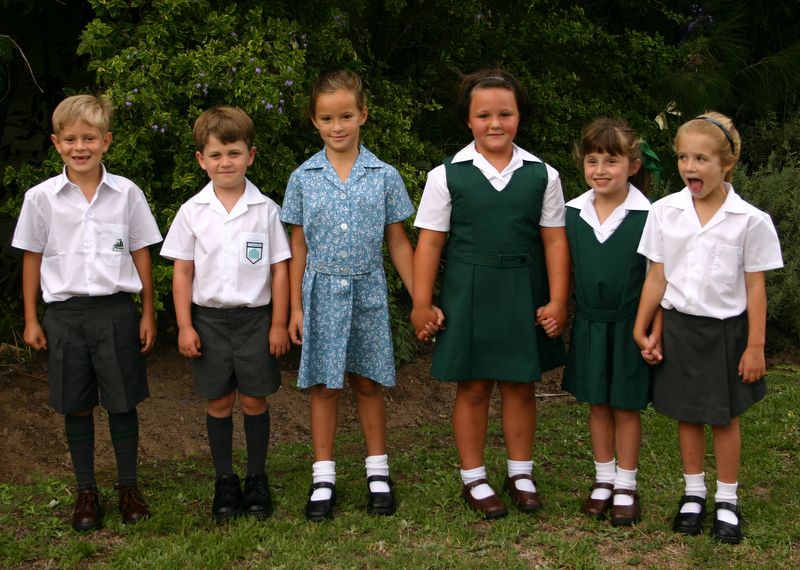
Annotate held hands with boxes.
[178,326,202,358]
[139,314,157,355]
[739,345,766,383]
[269,323,291,357]
[23,321,48,351]
[637,332,663,365]
[535,301,567,338]
[411,305,446,341]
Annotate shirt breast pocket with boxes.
[98,223,129,266]
[710,244,742,286]
[240,232,269,269]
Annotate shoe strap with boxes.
[310,481,335,490]
[678,494,707,507]
[714,501,740,515]
[591,482,614,491]
[463,478,491,491]
[508,473,536,484]
[612,488,637,497]
[367,475,393,485]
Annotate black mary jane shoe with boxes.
[305,482,336,522]
[366,475,396,516]
[711,501,743,545]
[672,495,707,536]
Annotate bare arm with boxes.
[536,226,570,336]
[385,222,414,295]
[410,228,446,336]
[172,259,201,358]
[287,225,308,345]
[633,262,667,361]
[269,259,291,357]
[21,251,47,350]
[739,271,767,382]
[131,246,157,354]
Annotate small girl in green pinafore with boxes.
[563,118,658,526]
[411,69,569,519]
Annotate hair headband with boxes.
[698,116,736,154]
[479,76,508,84]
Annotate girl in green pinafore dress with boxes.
[412,69,569,519]
[563,118,656,527]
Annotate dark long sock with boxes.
[243,411,270,475]
[109,408,139,487]
[64,413,96,491]
[206,414,234,477]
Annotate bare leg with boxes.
[310,384,341,461]
[589,404,615,463]
[678,421,706,474]
[349,373,387,456]
[614,409,642,471]
[711,418,741,484]
[498,381,537,461]
[453,380,494,469]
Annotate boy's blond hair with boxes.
[193,106,255,152]
[51,95,113,135]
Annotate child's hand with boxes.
[178,326,202,358]
[639,333,663,365]
[536,302,567,338]
[738,345,766,383]
[269,323,291,357]
[139,314,157,355]
[411,305,442,341]
[288,309,304,345]
[23,321,48,351]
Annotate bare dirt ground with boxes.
[0,342,566,484]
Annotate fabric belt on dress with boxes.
[446,249,533,268]
[306,256,380,275]
[575,304,638,323]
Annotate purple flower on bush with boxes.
[255,67,262,75]
[265,102,274,110]
[151,124,159,131]
[125,101,133,107]
[133,88,139,93]
[231,66,237,73]
[195,83,201,89]
[284,80,293,87]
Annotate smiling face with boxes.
[195,135,255,194]
[583,152,640,200]
[676,131,733,202]
[311,88,367,158]
[51,120,111,181]
[467,87,520,160]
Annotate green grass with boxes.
[1,369,799,569]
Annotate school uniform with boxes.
[562,185,651,409]
[161,178,290,398]
[415,143,566,382]
[12,166,162,414]
[280,145,414,389]
[638,184,783,425]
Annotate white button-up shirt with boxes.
[414,142,566,231]
[12,166,162,302]
[638,185,783,319]
[160,179,291,308]
[566,184,650,243]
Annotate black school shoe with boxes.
[212,474,243,523]
[71,488,105,532]
[366,475,396,516]
[712,501,744,545]
[305,482,336,522]
[672,495,707,535]
[242,473,274,519]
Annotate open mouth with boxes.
[687,177,703,193]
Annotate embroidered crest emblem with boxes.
[246,241,263,264]
[112,239,124,253]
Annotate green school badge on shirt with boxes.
[113,239,124,252]
[246,241,263,264]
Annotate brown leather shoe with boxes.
[71,489,105,532]
[462,479,508,519]
[503,474,543,512]
[581,482,614,519]
[118,485,150,524]
[610,488,641,526]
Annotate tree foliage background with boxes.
[2,0,799,357]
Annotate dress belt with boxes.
[306,257,380,276]
[446,249,533,268]
[575,304,638,323]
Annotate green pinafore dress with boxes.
[430,158,565,382]
[562,207,651,409]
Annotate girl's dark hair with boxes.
[576,117,650,194]
[308,69,366,118]
[455,68,530,127]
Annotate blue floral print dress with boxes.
[281,145,414,389]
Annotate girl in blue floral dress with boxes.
[281,70,440,521]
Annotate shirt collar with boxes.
[670,182,748,213]
[52,164,118,194]
[566,184,650,211]
[452,142,543,166]
[302,145,384,171]
[191,178,265,206]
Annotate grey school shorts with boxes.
[43,293,149,415]
[190,304,281,400]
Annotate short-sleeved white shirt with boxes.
[161,179,291,308]
[414,142,566,231]
[12,166,162,302]
[566,184,650,243]
[637,185,783,319]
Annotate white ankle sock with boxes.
[507,459,536,492]
[680,472,706,514]
[715,480,739,525]
[310,460,335,501]
[365,454,390,493]
[613,467,637,506]
[592,459,616,500]
[461,466,494,500]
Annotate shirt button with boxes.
[340,279,348,286]
[340,223,348,230]
[340,193,347,200]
